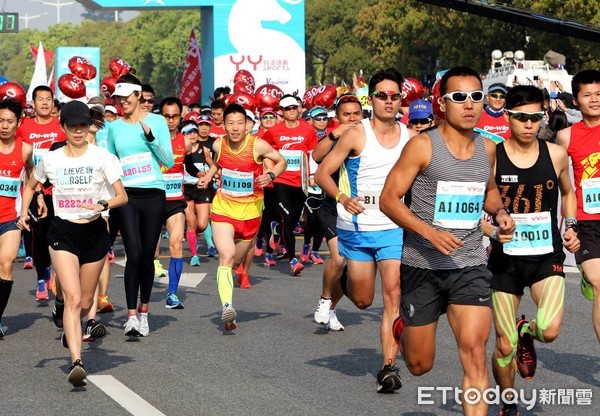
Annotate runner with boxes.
[198,103,286,330]
[107,74,174,337]
[0,98,34,338]
[312,93,363,332]
[315,69,409,392]
[379,67,515,412]
[556,69,600,341]
[406,99,435,139]
[18,101,126,387]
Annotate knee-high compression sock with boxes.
[217,266,233,305]
[492,290,518,367]
[168,258,184,294]
[203,223,214,248]
[0,278,14,320]
[186,232,198,256]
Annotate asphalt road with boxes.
[1,236,599,416]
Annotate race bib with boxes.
[280,149,302,172]
[433,181,485,229]
[33,148,49,167]
[503,212,553,256]
[163,173,183,198]
[0,176,20,198]
[53,185,96,219]
[358,180,384,212]
[582,177,600,214]
[121,152,154,186]
[221,168,254,197]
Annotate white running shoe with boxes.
[314,298,332,324]
[326,309,344,331]
[139,313,150,337]
[124,315,140,336]
[222,302,237,331]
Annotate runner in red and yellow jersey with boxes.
[199,104,286,330]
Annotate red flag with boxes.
[30,45,54,69]
[180,29,202,106]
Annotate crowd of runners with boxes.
[0,64,598,416]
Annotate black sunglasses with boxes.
[140,98,155,104]
[409,118,433,125]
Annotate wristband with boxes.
[267,171,276,181]
[492,228,499,242]
[335,191,343,203]
[144,129,155,142]
[97,200,109,212]
[328,131,338,142]
[565,217,577,225]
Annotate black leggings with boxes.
[259,188,278,255]
[273,183,306,260]
[31,194,54,281]
[112,188,165,310]
[303,203,325,252]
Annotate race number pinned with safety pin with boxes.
[120,152,154,186]
[582,177,600,214]
[357,180,384,214]
[433,181,486,229]
[163,173,184,198]
[221,168,254,197]
[503,212,553,256]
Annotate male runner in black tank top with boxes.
[485,86,579,416]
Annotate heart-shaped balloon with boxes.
[100,77,118,99]
[303,85,325,109]
[233,70,255,89]
[312,84,337,109]
[233,80,254,95]
[68,56,96,81]
[58,74,86,99]
[254,84,284,109]
[0,82,26,107]
[109,58,131,78]
[401,77,425,107]
[227,92,256,112]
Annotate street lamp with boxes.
[19,13,48,29]
[32,0,76,25]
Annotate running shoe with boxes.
[124,315,141,336]
[0,322,4,338]
[139,313,150,336]
[83,319,106,342]
[52,299,64,328]
[162,231,169,239]
[276,246,287,259]
[309,251,324,264]
[49,275,57,296]
[222,302,237,331]
[392,316,404,346]
[23,256,33,269]
[68,359,87,388]
[238,273,252,289]
[290,258,304,276]
[233,264,245,276]
[35,279,49,301]
[299,243,311,263]
[516,315,537,379]
[207,246,217,257]
[294,222,304,235]
[254,239,264,256]
[18,240,25,258]
[579,265,594,301]
[314,298,331,324]
[154,259,166,278]
[97,295,114,314]
[499,406,521,416]
[190,255,201,266]
[326,310,344,331]
[269,221,280,250]
[265,253,277,266]
[165,293,184,309]
[107,247,115,264]
[376,363,402,393]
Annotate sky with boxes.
[2,0,139,31]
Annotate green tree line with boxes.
[0,1,597,99]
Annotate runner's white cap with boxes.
[112,82,142,97]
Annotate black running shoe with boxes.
[68,359,87,388]
[376,363,402,393]
[83,319,106,342]
[52,299,64,328]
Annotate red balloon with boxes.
[302,85,325,109]
[234,70,255,89]
[401,77,425,107]
[254,84,283,109]
[233,81,254,95]
[58,74,86,99]
[431,79,445,121]
[68,56,96,81]
[0,82,26,107]
[312,84,337,109]
[228,92,256,112]
[100,77,118,99]
[109,58,131,78]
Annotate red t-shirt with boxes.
[209,122,226,140]
[161,133,186,201]
[263,120,317,187]
[476,111,511,141]
[0,138,24,222]
[567,122,600,221]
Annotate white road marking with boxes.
[114,259,206,287]
[88,375,165,416]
